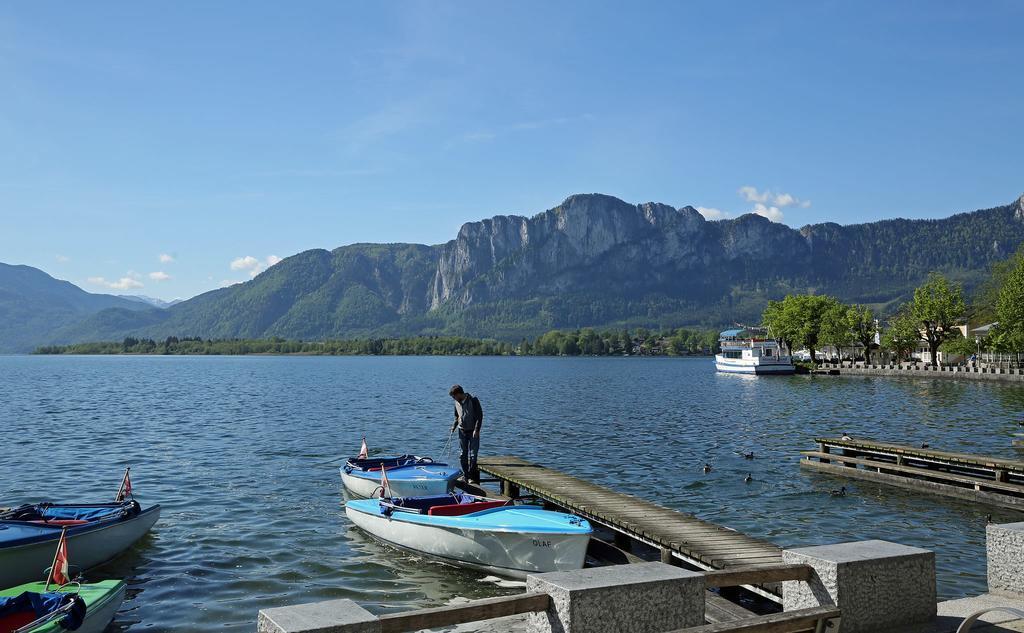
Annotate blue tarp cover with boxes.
[39,506,122,521]
[0,591,85,630]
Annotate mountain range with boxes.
[3,192,1023,353]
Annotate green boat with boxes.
[0,580,125,633]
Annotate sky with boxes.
[1,2,1022,300]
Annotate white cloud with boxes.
[752,203,785,223]
[230,255,282,278]
[220,279,246,288]
[230,255,261,271]
[738,186,770,204]
[87,276,144,290]
[149,271,171,281]
[159,253,175,264]
[696,206,728,220]
[739,186,810,209]
[55,254,70,263]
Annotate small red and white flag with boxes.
[48,529,70,588]
[115,467,133,502]
[380,466,391,497]
[358,438,368,459]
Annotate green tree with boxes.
[762,294,839,363]
[848,305,877,362]
[910,273,967,366]
[882,309,919,362]
[819,301,854,361]
[994,248,1024,351]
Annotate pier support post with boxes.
[526,562,703,633]
[258,599,380,633]
[782,539,936,633]
[987,522,1024,597]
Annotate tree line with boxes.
[34,327,720,357]
[762,242,1024,366]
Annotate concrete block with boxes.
[988,522,1024,597]
[782,539,936,633]
[526,562,703,633]
[258,599,380,633]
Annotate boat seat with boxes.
[427,501,507,517]
[27,519,89,526]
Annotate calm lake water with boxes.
[2,355,1024,631]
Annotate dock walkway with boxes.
[477,456,783,597]
[802,437,1024,510]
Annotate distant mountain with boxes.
[0,264,153,352]
[118,295,184,309]
[21,192,1024,348]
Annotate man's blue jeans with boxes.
[458,428,479,481]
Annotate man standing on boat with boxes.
[449,385,483,484]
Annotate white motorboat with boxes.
[341,455,460,499]
[345,494,591,579]
[715,328,795,374]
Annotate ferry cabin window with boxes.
[764,348,773,357]
[724,351,742,359]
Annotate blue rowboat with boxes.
[340,455,460,499]
[0,502,160,588]
[345,494,591,578]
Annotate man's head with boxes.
[449,384,466,402]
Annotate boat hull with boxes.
[341,466,459,499]
[0,506,160,588]
[0,580,125,633]
[715,358,795,375]
[345,503,589,579]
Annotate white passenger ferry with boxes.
[715,328,795,375]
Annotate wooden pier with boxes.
[476,455,784,600]
[802,437,1024,510]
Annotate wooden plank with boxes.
[670,606,841,633]
[802,451,1024,492]
[801,459,1024,511]
[814,438,1024,471]
[705,592,759,624]
[378,592,549,633]
[703,565,812,588]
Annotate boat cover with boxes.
[0,502,143,549]
[0,591,85,631]
[344,455,440,473]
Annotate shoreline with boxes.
[816,361,1024,383]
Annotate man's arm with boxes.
[474,398,483,436]
[451,404,459,432]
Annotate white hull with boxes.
[77,584,126,633]
[345,505,589,579]
[715,357,795,375]
[0,507,160,588]
[340,471,453,499]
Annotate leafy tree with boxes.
[819,301,854,361]
[762,294,840,363]
[940,330,978,358]
[882,309,920,362]
[994,248,1024,351]
[848,305,877,362]
[910,273,967,366]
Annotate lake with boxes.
[2,355,1023,631]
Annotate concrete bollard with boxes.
[526,562,704,633]
[782,540,936,633]
[988,522,1024,597]
[257,598,380,633]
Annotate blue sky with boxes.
[1,2,1021,300]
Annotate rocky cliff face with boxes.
[30,192,1024,347]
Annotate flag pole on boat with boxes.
[44,527,70,591]
[115,466,133,502]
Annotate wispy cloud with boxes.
[738,186,811,210]
[230,255,283,278]
[158,253,175,264]
[445,114,595,150]
[55,254,70,263]
[699,186,810,224]
[696,206,727,220]
[149,271,171,281]
[87,275,144,290]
